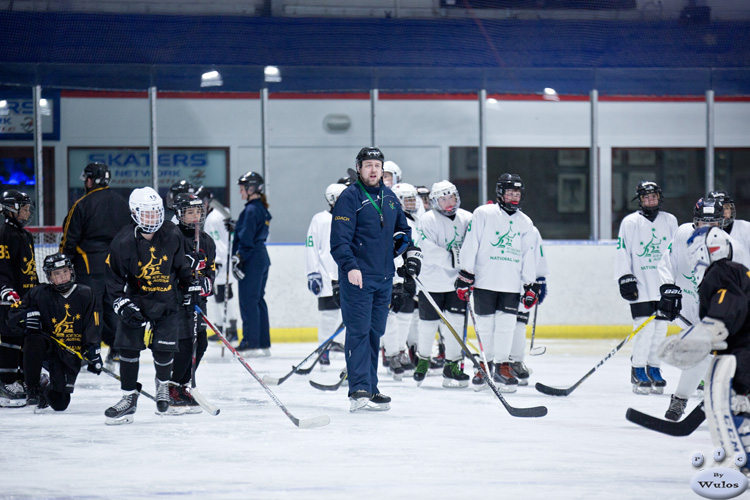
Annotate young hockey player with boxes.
[709,190,750,254]
[412,180,472,388]
[104,187,194,424]
[0,190,38,406]
[416,186,431,212]
[457,174,538,392]
[305,183,347,366]
[614,181,678,394]
[382,161,402,189]
[165,180,195,224]
[169,193,215,414]
[12,253,102,411]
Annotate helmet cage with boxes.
[392,183,420,215]
[430,181,461,217]
[166,180,195,210]
[693,197,725,228]
[130,187,165,233]
[174,193,206,229]
[1,190,34,227]
[43,252,76,293]
[495,174,524,212]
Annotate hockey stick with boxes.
[414,276,547,418]
[198,307,330,429]
[189,221,220,416]
[49,336,156,402]
[466,292,494,392]
[529,303,545,356]
[0,341,21,350]
[625,403,705,437]
[535,314,656,397]
[460,299,469,371]
[310,369,348,392]
[262,322,345,385]
[208,198,234,358]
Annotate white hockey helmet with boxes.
[391,182,419,215]
[383,161,402,187]
[324,183,346,208]
[129,186,164,233]
[429,180,460,216]
[687,226,733,273]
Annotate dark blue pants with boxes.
[340,275,392,396]
[238,254,270,349]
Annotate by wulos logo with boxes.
[690,448,749,499]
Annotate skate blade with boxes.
[349,399,370,413]
[492,384,518,393]
[33,406,52,414]
[473,382,488,392]
[632,386,652,395]
[442,379,469,389]
[0,399,27,408]
[105,415,134,425]
[165,407,188,416]
[517,379,529,386]
[184,406,203,414]
[392,373,403,382]
[363,402,390,412]
[650,387,665,395]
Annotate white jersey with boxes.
[614,211,678,302]
[532,226,548,279]
[729,219,750,256]
[415,208,472,292]
[459,204,536,293]
[305,210,338,297]
[658,223,701,325]
[204,209,235,286]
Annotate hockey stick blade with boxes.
[530,346,546,356]
[625,403,705,437]
[534,382,573,397]
[262,324,345,385]
[295,415,332,429]
[191,387,220,416]
[310,371,347,392]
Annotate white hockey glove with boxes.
[657,317,729,370]
[231,254,245,281]
[449,245,460,269]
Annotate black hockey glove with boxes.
[1,286,20,305]
[618,274,639,301]
[307,272,323,296]
[231,254,245,281]
[113,298,147,328]
[657,283,682,321]
[331,280,340,307]
[391,283,406,313]
[404,245,423,277]
[24,310,42,333]
[393,231,410,258]
[224,218,236,233]
[198,276,212,297]
[186,251,207,272]
[403,275,416,297]
[536,277,547,304]
[83,344,103,375]
[454,270,475,302]
[522,283,540,309]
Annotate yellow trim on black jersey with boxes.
[60,187,109,253]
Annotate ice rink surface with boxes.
[2,339,714,499]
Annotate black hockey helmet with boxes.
[496,173,524,212]
[43,252,75,293]
[80,162,111,188]
[693,197,725,228]
[173,193,205,229]
[1,189,33,227]
[338,176,354,187]
[194,185,214,203]
[633,181,662,215]
[708,190,736,225]
[237,171,264,195]
[355,147,385,171]
[165,180,195,210]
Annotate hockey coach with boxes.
[330,147,422,412]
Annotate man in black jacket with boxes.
[60,162,131,363]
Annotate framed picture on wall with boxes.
[557,173,587,213]
[557,149,587,167]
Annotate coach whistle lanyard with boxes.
[356,179,384,227]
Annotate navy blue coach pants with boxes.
[339,275,392,396]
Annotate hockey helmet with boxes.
[633,181,662,215]
[129,187,164,233]
[383,161,402,187]
[194,185,214,203]
[43,252,75,293]
[237,171,264,195]
[693,197,725,228]
[687,226,733,273]
[430,180,461,217]
[1,189,33,227]
[708,190,736,226]
[80,162,111,188]
[391,183,420,215]
[174,193,206,229]
[496,173,524,212]
[337,176,354,187]
[355,147,385,171]
[166,180,195,210]
[324,183,346,208]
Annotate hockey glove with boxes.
[393,232,410,258]
[618,274,639,301]
[1,287,20,305]
[198,276,212,297]
[113,298,147,328]
[231,254,245,281]
[331,280,340,307]
[658,318,729,369]
[522,283,540,309]
[24,310,42,333]
[307,272,323,296]
[657,283,682,321]
[404,245,423,277]
[83,344,103,375]
[226,284,234,300]
[186,251,207,272]
[224,218,236,233]
[403,275,416,297]
[450,245,461,269]
[536,277,547,304]
[454,270,475,302]
[391,283,406,313]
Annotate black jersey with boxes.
[699,259,750,353]
[0,216,38,298]
[10,283,102,353]
[60,187,132,275]
[178,224,217,307]
[106,220,191,319]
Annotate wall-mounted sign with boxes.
[0,92,60,141]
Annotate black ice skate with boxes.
[387,354,404,381]
[413,357,430,386]
[366,393,391,411]
[167,384,188,415]
[349,390,372,412]
[105,391,139,425]
[492,362,519,393]
[399,350,415,371]
[510,361,530,386]
[631,367,652,395]
[442,361,469,388]
[176,385,202,414]
[664,395,688,421]
[647,366,667,394]
[0,381,27,407]
[155,378,170,415]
